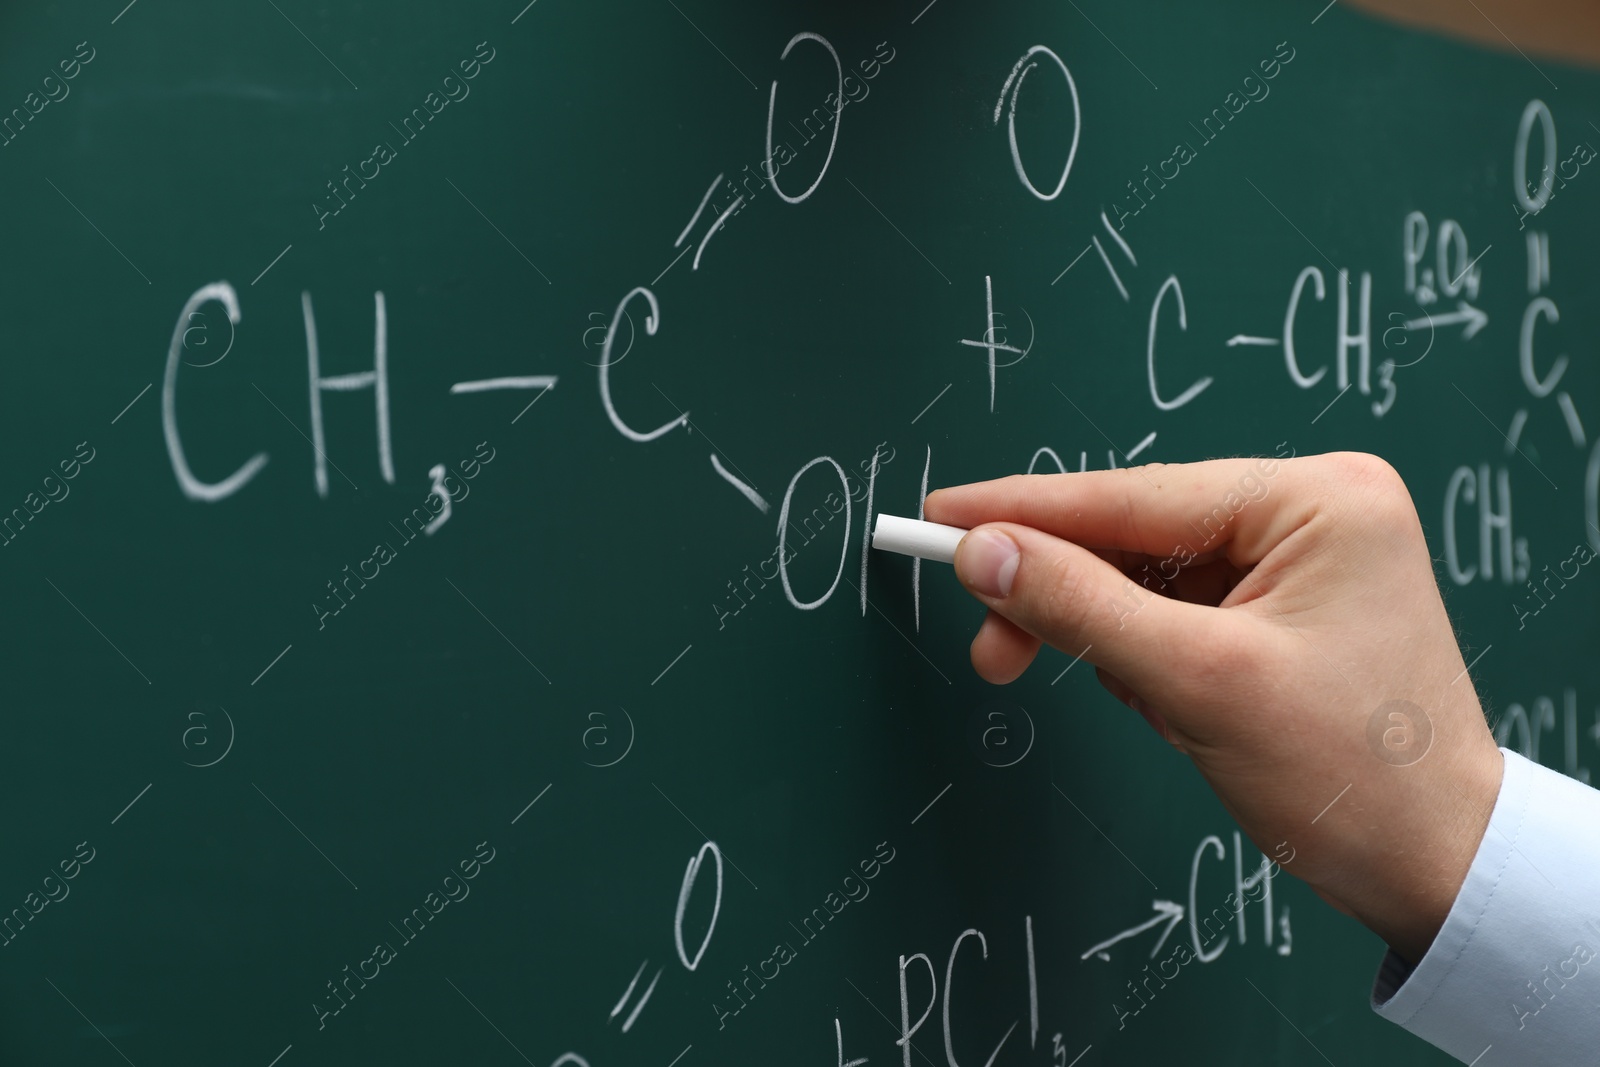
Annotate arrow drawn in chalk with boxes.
[1080,900,1186,962]
[1403,300,1488,341]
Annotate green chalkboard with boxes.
[0,0,1596,1063]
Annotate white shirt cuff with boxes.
[1371,748,1600,1062]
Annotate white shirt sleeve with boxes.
[1371,748,1600,1062]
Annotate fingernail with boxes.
[958,529,1019,598]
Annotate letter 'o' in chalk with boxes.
[871,514,969,565]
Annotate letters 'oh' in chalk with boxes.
[871,514,969,565]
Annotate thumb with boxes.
[950,522,1251,711]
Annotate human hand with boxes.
[923,451,1504,966]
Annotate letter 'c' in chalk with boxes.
[871,514,969,565]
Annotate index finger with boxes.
[922,453,1305,569]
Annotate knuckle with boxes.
[1319,451,1419,523]
[1099,470,1142,547]
[1318,447,1420,511]
[1322,450,1404,496]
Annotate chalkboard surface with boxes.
[2,1,1596,1064]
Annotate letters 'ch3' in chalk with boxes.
[871,514,969,565]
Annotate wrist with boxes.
[1368,745,1505,966]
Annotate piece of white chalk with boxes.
[871,514,969,565]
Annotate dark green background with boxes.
[0,0,1594,1063]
